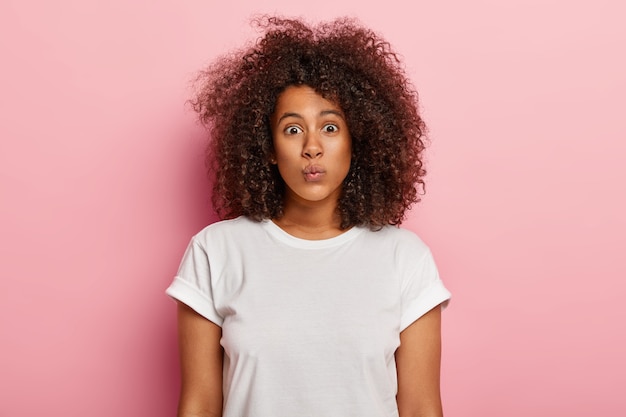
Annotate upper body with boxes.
[169,15,450,417]
[167,217,450,417]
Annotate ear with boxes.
[269,154,277,165]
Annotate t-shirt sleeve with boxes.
[400,249,451,332]
[165,238,224,326]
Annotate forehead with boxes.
[273,85,342,115]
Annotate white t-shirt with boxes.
[166,216,451,417]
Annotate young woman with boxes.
[167,16,451,417]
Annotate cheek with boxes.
[272,141,293,164]
[336,144,352,181]
[340,141,352,165]
[274,150,298,168]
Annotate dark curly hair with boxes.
[192,15,427,229]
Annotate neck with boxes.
[274,199,344,240]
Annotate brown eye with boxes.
[322,124,338,133]
[285,126,302,135]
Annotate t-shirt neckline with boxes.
[261,219,364,249]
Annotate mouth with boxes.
[303,165,326,181]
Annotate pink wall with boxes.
[1,1,624,416]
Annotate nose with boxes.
[302,132,323,159]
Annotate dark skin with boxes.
[194,17,427,230]
[176,303,222,417]
[175,86,444,417]
[269,85,352,239]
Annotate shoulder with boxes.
[356,226,435,276]
[362,225,430,254]
[192,216,262,244]
[185,217,267,257]
[190,217,275,258]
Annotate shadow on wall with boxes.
[157,124,222,414]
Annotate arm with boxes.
[395,305,444,417]
[176,302,224,417]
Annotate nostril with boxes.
[303,151,322,159]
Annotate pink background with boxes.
[1,1,624,416]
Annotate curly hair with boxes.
[192,15,427,229]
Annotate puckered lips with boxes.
[303,165,326,182]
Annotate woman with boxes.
[167,16,451,417]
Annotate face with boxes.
[270,85,352,208]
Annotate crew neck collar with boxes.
[261,219,363,249]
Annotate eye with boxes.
[284,126,303,135]
[322,124,338,133]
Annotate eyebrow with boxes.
[276,110,345,124]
